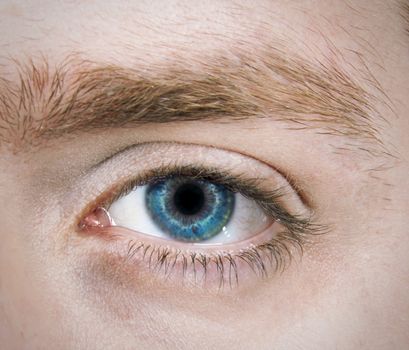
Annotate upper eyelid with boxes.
[78,141,287,200]
[103,164,277,207]
[76,142,315,233]
[103,165,289,213]
[86,140,311,207]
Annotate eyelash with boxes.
[79,164,322,288]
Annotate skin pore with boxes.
[0,1,408,349]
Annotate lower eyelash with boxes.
[121,227,306,289]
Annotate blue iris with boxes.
[145,177,235,242]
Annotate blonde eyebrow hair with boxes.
[0,45,386,153]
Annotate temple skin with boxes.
[0,1,408,349]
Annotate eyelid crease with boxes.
[88,140,314,210]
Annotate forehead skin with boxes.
[0,1,408,350]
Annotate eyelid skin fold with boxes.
[75,142,326,289]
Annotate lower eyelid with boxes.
[81,221,281,251]
[78,220,301,288]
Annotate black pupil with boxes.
[173,183,205,216]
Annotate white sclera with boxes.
[108,185,271,244]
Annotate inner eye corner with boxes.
[76,184,122,232]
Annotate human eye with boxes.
[105,173,271,244]
[77,142,319,288]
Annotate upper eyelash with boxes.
[102,164,311,230]
[83,163,327,287]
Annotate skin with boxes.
[0,1,408,349]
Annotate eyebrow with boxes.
[0,46,385,152]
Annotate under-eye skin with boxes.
[77,142,322,288]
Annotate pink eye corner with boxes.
[79,207,113,231]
